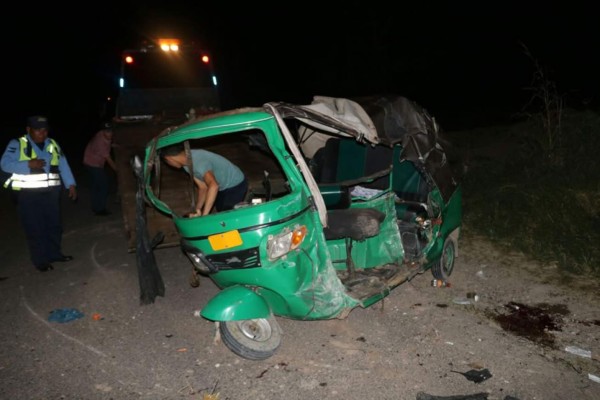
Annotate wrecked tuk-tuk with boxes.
[140,95,462,360]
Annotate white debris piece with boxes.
[565,345,592,358]
[588,374,600,384]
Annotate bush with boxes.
[449,108,600,276]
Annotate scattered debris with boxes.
[564,345,592,358]
[92,313,102,321]
[179,380,221,399]
[432,279,451,288]
[453,297,472,305]
[256,362,289,378]
[466,292,479,302]
[450,368,492,383]
[203,380,220,400]
[589,374,600,384]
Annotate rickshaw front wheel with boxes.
[431,237,456,281]
[219,316,282,361]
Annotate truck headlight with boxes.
[267,225,307,260]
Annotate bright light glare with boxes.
[212,76,218,86]
[201,55,210,63]
[125,55,133,64]
[158,38,181,52]
[160,43,179,52]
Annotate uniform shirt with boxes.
[0,134,76,189]
[184,149,244,190]
[83,129,112,168]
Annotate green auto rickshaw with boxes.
[140,95,462,360]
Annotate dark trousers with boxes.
[87,165,109,213]
[215,178,248,211]
[17,187,63,267]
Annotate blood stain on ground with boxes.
[488,302,569,348]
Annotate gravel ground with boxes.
[1,187,599,400]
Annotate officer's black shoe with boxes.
[36,263,54,272]
[53,255,74,262]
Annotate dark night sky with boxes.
[3,2,600,156]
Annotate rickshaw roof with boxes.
[161,95,438,150]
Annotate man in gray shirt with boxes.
[161,143,247,216]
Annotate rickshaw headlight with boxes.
[186,251,213,274]
[181,240,216,274]
[267,225,307,260]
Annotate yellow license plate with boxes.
[208,230,243,251]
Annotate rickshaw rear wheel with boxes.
[431,237,456,281]
[219,316,282,361]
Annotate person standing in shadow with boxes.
[83,122,116,216]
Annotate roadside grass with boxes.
[447,108,600,277]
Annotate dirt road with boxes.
[0,187,599,400]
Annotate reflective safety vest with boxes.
[3,136,62,190]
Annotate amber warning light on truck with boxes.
[158,38,180,51]
[119,38,217,89]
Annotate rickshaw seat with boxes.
[324,208,385,241]
[324,208,385,277]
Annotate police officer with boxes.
[1,116,77,271]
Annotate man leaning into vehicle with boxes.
[160,143,247,216]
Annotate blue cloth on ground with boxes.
[48,308,84,323]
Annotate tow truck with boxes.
[112,37,220,251]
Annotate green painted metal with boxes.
[201,285,271,320]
